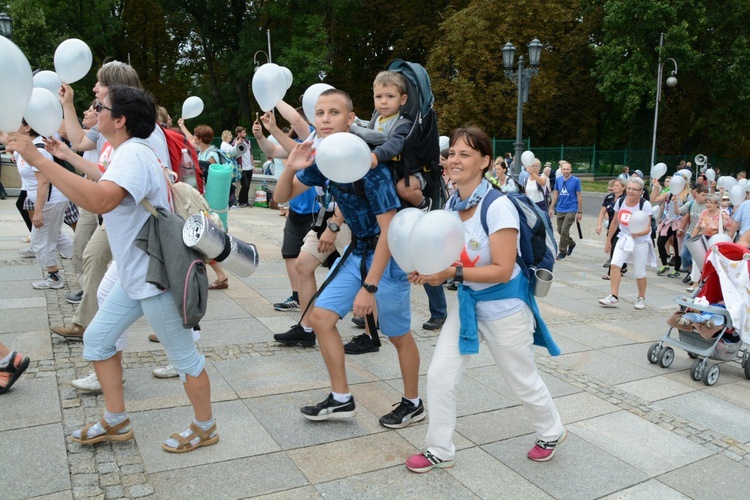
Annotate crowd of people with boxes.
[6,57,749,475]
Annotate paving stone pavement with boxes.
[2,196,750,499]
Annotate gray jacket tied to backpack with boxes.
[135,206,208,329]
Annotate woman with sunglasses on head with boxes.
[405,126,564,473]
[8,86,216,453]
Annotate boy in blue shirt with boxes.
[274,89,424,428]
[548,161,583,259]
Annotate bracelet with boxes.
[453,266,464,283]
[577,211,582,214]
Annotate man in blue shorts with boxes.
[273,89,423,429]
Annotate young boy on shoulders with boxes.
[274,89,424,428]
[368,71,430,211]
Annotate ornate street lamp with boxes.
[650,32,678,171]
[0,12,12,39]
[253,50,270,72]
[502,38,542,179]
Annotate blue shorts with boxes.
[315,249,411,337]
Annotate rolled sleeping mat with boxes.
[182,213,259,277]
[686,234,708,272]
[205,163,232,230]
[228,142,248,158]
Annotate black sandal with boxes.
[0,351,30,395]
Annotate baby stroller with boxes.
[647,241,750,385]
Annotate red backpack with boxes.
[160,124,204,194]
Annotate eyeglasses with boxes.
[94,102,112,113]
[626,188,642,192]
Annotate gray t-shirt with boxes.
[100,138,170,299]
[680,200,706,233]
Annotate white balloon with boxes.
[628,211,649,234]
[279,66,293,89]
[181,96,204,120]
[652,205,662,220]
[315,132,371,183]
[387,208,425,273]
[707,233,732,248]
[33,70,62,96]
[23,88,63,138]
[302,83,334,123]
[521,151,535,168]
[54,39,92,84]
[739,178,749,187]
[705,168,716,182]
[0,37,33,133]
[409,210,465,275]
[730,184,746,206]
[668,174,685,195]
[439,135,449,151]
[252,63,286,112]
[724,177,738,190]
[650,162,667,180]
[744,183,750,194]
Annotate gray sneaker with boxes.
[66,291,83,304]
[32,275,64,290]
[18,247,35,258]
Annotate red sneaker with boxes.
[527,428,567,462]
[405,451,455,473]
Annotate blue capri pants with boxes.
[82,282,205,382]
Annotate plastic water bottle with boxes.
[179,148,197,188]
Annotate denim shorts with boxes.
[315,249,411,337]
[83,282,205,382]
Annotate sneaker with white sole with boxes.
[527,428,567,462]
[152,365,179,378]
[70,371,125,392]
[379,397,426,429]
[300,393,356,421]
[18,247,35,258]
[598,294,619,307]
[406,450,455,473]
[32,275,64,289]
[634,296,646,310]
[273,296,300,311]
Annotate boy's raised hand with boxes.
[286,141,315,171]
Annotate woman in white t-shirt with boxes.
[600,177,657,310]
[524,159,550,211]
[404,127,565,473]
[15,120,74,289]
[8,87,217,454]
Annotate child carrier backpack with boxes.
[367,59,447,210]
[480,186,558,287]
[160,124,204,194]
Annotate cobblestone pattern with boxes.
[33,254,749,498]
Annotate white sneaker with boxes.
[152,365,179,379]
[70,371,126,392]
[32,275,65,289]
[634,297,646,310]
[686,286,696,293]
[18,247,35,258]
[598,294,619,307]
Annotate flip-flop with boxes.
[601,275,610,280]
[208,278,229,290]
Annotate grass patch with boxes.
[580,180,611,193]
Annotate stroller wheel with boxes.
[647,343,661,364]
[690,359,705,381]
[703,364,720,386]
[658,347,675,368]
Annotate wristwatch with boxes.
[362,282,378,294]
[327,221,341,233]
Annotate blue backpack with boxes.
[480,187,558,287]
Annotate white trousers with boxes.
[30,201,72,268]
[425,306,563,460]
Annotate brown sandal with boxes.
[162,422,219,453]
[208,278,229,290]
[72,418,133,444]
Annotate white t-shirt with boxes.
[15,138,69,205]
[458,195,524,321]
[525,177,545,204]
[100,138,170,299]
[615,197,653,243]
[239,140,253,171]
[220,141,232,154]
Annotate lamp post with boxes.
[0,12,12,39]
[502,38,542,179]
[650,32,678,171]
[253,50,270,71]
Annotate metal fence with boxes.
[492,140,749,178]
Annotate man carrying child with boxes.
[273,89,424,429]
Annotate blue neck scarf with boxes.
[447,178,492,212]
